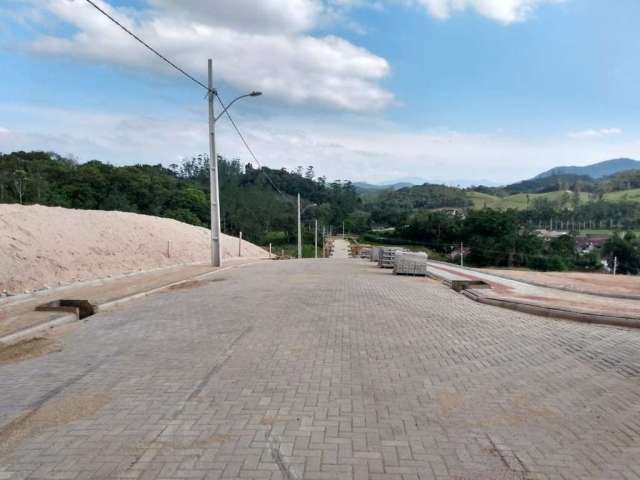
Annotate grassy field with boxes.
[603,188,640,202]
[468,190,613,210]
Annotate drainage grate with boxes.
[35,300,96,319]
[450,279,492,292]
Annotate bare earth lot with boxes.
[0,204,267,294]
[482,268,640,297]
[1,259,639,479]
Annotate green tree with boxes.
[602,233,640,274]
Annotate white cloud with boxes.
[3,104,638,185]
[148,0,324,34]
[415,0,561,24]
[568,128,623,139]
[22,0,392,111]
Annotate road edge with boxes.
[0,259,268,345]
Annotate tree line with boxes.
[390,209,639,274]
[0,151,362,246]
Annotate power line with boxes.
[84,0,300,205]
[83,0,212,93]
[85,0,291,201]
[214,95,288,199]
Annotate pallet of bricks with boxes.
[393,251,428,276]
[378,247,400,269]
[370,246,382,263]
[359,246,372,259]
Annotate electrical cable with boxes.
[84,0,295,204]
[83,0,212,94]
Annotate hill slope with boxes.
[535,158,640,179]
[0,204,267,293]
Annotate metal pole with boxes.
[297,193,302,259]
[208,59,221,267]
[239,231,242,257]
[269,243,272,259]
[613,256,618,276]
[460,242,464,267]
[314,219,318,258]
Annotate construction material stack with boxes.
[370,247,382,263]
[378,247,399,269]
[359,247,372,259]
[393,251,428,276]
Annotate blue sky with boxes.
[1,0,639,184]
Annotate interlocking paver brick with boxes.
[0,259,639,479]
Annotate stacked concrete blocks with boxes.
[394,251,429,276]
[379,247,400,268]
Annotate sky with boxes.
[1,0,639,185]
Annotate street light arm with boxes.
[301,203,318,215]
[214,92,262,122]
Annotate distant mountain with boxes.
[380,176,429,186]
[534,158,640,179]
[442,179,502,188]
[504,174,595,194]
[353,181,414,192]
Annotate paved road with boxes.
[330,239,351,259]
[1,259,640,479]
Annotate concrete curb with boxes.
[0,313,78,345]
[429,259,640,301]
[461,289,640,329]
[473,270,640,301]
[425,263,640,329]
[0,260,267,345]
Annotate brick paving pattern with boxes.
[0,259,639,479]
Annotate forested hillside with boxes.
[0,151,363,246]
[534,158,640,179]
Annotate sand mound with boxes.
[0,204,268,293]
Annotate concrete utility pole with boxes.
[206,58,262,267]
[208,59,221,267]
[314,219,318,258]
[297,193,302,259]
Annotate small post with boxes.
[239,231,242,257]
[460,242,464,267]
[297,193,302,259]
[167,240,171,258]
[269,243,272,258]
[314,219,318,259]
[613,256,618,276]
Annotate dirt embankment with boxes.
[481,268,640,298]
[0,204,268,294]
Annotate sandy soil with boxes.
[0,337,63,365]
[0,393,110,449]
[482,268,640,297]
[0,204,268,294]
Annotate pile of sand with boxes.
[0,204,268,294]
